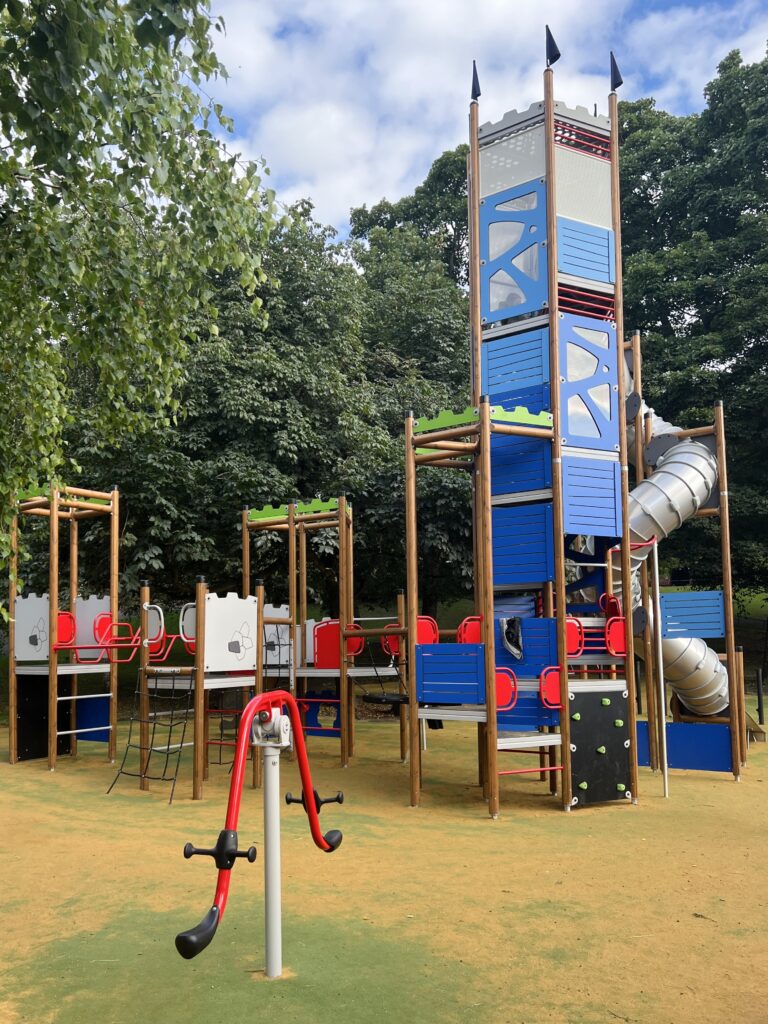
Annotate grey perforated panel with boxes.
[480,125,545,199]
[555,147,612,229]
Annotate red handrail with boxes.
[210,690,337,922]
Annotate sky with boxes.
[208,0,768,234]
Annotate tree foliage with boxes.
[0,0,278,582]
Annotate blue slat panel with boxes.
[495,617,557,678]
[636,721,732,772]
[659,591,726,639]
[498,689,559,730]
[491,432,551,496]
[480,179,549,325]
[416,643,485,704]
[559,312,619,452]
[494,596,537,619]
[562,457,621,537]
[557,217,615,284]
[481,327,550,401]
[492,504,555,585]
[76,695,111,743]
[493,384,551,417]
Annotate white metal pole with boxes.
[263,740,282,977]
[650,541,669,798]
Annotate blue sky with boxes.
[208,0,768,233]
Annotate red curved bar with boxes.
[207,690,333,922]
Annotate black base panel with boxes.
[16,674,72,761]
[569,691,631,807]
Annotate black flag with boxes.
[610,51,623,91]
[545,25,561,67]
[471,59,481,101]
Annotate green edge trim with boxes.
[490,405,553,428]
[413,407,479,434]
[247,497,340,523]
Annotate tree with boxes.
[0,0,278,588]
[350,145,469,283]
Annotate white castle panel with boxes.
[480,124,545,199]
[204,592,258,673]
[14,593,50,661]
[555,146,612,229]
[263,603,291,667]
[75,594,111,663]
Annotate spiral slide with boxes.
[619,399,729,717]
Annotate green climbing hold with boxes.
[596,745,606,755]
[614,719,624,728]
[571,712,581,721]
[616,784,626,792]
[578,781,588,791]
[601,697,611,706]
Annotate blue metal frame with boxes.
[480,179,548,324]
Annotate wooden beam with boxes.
[468,94,483,405]
[108,487,119,762]
[69,517,79,758]
[479,399,499,817]
[610,88,639,804]
[48,484,59,771]
[8,516,18,764]
[405,412,420,806]
[544,66,572,810]
[241,508,250,598]
[139,581,150,791]
[192,577,207,800]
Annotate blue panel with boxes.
[557,217,615,284]
[303,689,341,738]
[481,327,550,401]
[492,504,554,585]
[494,595,537,619]
[636,721,732,773]
[494,384,550,416]
[562,457,622,538]
[559,312,619,452]
[416,643,485,704]
[480,179,548,325]
[498,689,559,730]
[495,617,557,678]
[76,695,110,742]
[491,432,551,496]
[660,591,726,640]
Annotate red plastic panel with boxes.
[539,666,563,709]
[457,616,482,644]
[605,617,626,656]
[313,620,364,670]
[565,617,584,657]
[380,623,401,658]
[495,667,518,712]
[416,616,439,645]
[57,611,76,646]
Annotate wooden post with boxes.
[299,523,307,668]
[288,502,297,694]
[8,515,18,764]
[241,508,250,598]
[138,580,150,790]
[252,579,265,788]
[48,485,60,771]
[345,502,356,758]
[405,412,421,806]
[609,89,639,804]
[468,93,483,406]
[69,517,79,757]
[192,576,207,800]
[397,589,408,762]
[544,66,572,809]
[479,399,499,817]
[108,487,119,762]
[337,498,349,766]
[737,647,747,767]
[632,331,660,770]
[714,403,741,780]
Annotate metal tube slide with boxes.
[616,384,730,716]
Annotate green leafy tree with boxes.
[0,0,278,585]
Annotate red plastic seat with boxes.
[416,616,439,645]
[380,624,401,658]
[313,620,365,670]
[457,615,482,644]
[599,593,622,619]
[539,666,563,709]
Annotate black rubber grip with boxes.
[175,905,220,959]
[323,829,343,852]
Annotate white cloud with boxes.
[208,0,767,232]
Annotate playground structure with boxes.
[8,485,122,769]
[175,689,343,976]
[401,51,755,817]
[242,497,407,767]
